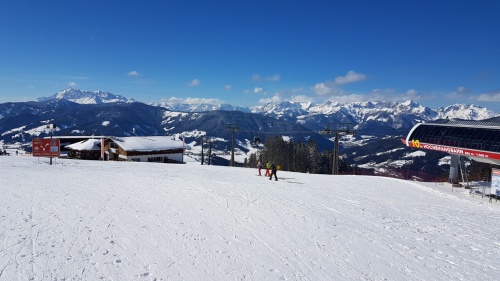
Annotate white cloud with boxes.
[456,86,469,94]
[254,87,264,93]
[321,89,423,104]
[291,95,314,103]
[184,97,221,104]
[313,71,366,96]
[325,94,365,104]
[290,87,304,93]
[313,82,333,96]
[254,69,429,106]
[258,94,282,104]
[164,97,223,105]
[312,82,347,96]
[404,89,422,100]
[477,91,500,102]
[164,97,184,104]
[446,86,472,100]
[369,89,422,102]
[252,74,281,82]
[224,84,232,90]
[334,70,366,85]
[188,79,201,87]
[128,70,140,77]
[268,74,281,82]
[443,87,500,103]
[254,87,313,104]
[68,82,77,88]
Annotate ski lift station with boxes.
[402,120,500,185]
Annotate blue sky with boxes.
[1,0,499,111]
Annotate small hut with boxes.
[65,139,102,160]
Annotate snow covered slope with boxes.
[1,156,499,280]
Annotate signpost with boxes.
[32,138,60,164]
[101,138,105,160]
[32,138,60,157]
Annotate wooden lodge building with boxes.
[104,136,187,163]
[62,136,188,163]
[65,139,102,160]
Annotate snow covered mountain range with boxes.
[37,88,136,104]
[1,87,499,180]
[251,100,497,124]
[38,88,499,123]
[153,101,251,113]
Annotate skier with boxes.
[257,161,263,176]
[265,161,271,177]
[269,162,278,181]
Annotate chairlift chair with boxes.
[253,135,261,145]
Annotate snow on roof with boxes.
[54,136,109,139]
[112,136,190,151]
[65,139,101,151]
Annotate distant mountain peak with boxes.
[434,103,495,120]
[152,101,251,113]
[34,88,499,123]
[37,88,135,104]
[250,101,311,118]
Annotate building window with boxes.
[147,157,163,162]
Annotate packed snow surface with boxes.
[1,155,500,280]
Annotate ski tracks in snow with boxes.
[2,158,500,280]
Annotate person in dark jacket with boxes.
[269,162,278,181]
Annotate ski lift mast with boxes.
[225,123,241,167]
[319,123,355,175]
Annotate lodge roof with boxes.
[111,136,189,151]
[65,139,101,151]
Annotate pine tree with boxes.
[307,140,320,174]
[247,153,258,168]
[245,135,354,175]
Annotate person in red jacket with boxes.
[257,161,263,176]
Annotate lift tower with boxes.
[320,123,355,175]
[201,137,216,165]
[225,124,241,167]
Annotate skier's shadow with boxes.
[279,177,305,184]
